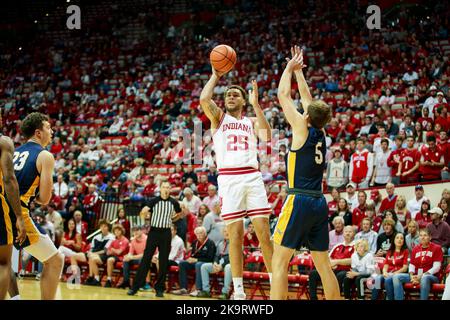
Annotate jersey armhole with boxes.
[289,127,311,152]
[212,113,226,136]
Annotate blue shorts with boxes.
[273,194,329,251]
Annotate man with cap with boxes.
[345,182,358,211]
[424,85,447,118]
[406,185,429,220]
[326,148,348,191]
[427,207,450,254]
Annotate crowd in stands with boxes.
[1,0,450,299]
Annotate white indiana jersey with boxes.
[212,113,259,170]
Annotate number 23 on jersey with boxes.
[13,151,30,171]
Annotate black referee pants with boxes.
[132,227,171,292]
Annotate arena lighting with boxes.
[46,13,49,17]
[34,20,38,23]
[18,47,22,51]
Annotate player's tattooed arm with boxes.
[249,80,271,141]
[200,69,224,129]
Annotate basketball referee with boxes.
[127,181,181,297]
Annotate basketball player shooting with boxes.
[270,46,340,300]
[200,65,273,300]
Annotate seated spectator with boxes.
[426,207,450,254]
[343,239,375,300]
[197,229,231,299]
[117,208,131,239]
[197,204,210,221]
[406,185,429,220]
[309,226,355,300]
[203,202,225,246]
[58,218,83,258]
[439,197,450,225]
[271,186,287,217]
[73,211,88,241]
[243,222,260,257]
[405,220,420,253]
[345,183,358,210]
[326,149,348,190]
[327,188,340,220]
[328,216,345,251]
[71,220,114,285]
[371,233,409,300]
[329,198,352,227]
[366,202,382,233]
[172,227,216,295]
[355,218,378,254]
[182,187,202,214]
[415,200,433,229]
[104,224,130,287]
[118,226,147,289]
[376,219,397,257]
[352,191,368,230]
[392,228,443,300]
[394,195,411,229]
[196,175,211,198]
[202,185,219,212]
[45,203,64,244]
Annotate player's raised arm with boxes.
[277,50,307,131]
[36,150,55,205]
[199,68,225,130]
[291,46,313,114]
[0,136,26,244]
[249,80,271,141]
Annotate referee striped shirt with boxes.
[147,196,181,229]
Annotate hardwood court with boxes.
[9,279,214,300]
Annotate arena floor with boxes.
[11,279,213,300]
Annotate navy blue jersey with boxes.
[285,127,326,191]
[13,141,44,208]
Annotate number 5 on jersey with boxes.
[13,151,30,171]
[315,142,323,164]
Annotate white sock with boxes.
[233,277,244,294]
[94,276,99,281]
[107,277,111,281]
[10,295,21,300]
[269,273,272,285]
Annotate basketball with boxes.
[210,44,237,73]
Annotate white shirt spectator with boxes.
[203,194,220,212]
[347,193,359,211]
[46,210,63,233]
[182,195,202,214]
[108,118,124,135]
[423,96,447,118]
[407,196,429,220]
[351,252,375,274]
[373,149,392,185]
[53,181,69,198]
[78,150,93,162]
[373,137,394,154]
[402,71,418,84]
[168,235,185,263]
[355,230,378,254]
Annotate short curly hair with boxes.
[21,112,49,139]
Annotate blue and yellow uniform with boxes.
[0,136,17,245]
[273,127,329,251]
[12,141,46,248]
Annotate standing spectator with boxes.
[328,216,345,251]
[372,127,393,154]
[371,139,391,186]
[398,136,421,184]
[309,226,355,300]
[379,183,397,214]
[202,185,219,212]
[427,207,450,253]
[420,135,445,182]
[406,185,429,220]
[57,218,83,258]
[104,225,130,287]
[343,239,375,300]
[352,191,368,229]
[355,218,378,254]
[345,183,358,210]
[371,233,409,300]
[118,226,147,289]
[349,138,374,189]
[415,200,433,229]
[203,202,225,245]
[326,149,348,190]
[117,208,131,239]
[376,219,397,257]
[243,222,260,257]
[387,136,404,185]
[73,210,88,242]
[394,195,411,229]
[405,220,420,253]
[83,184,100,227]
[127,181,182,298]
[392,228,443,300]
[182,187,202,214]
[172,227,216,295]
[198,229,231,299]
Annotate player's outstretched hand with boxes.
[248,80,259,107]
[15,215,26,245]
[286,45,307,71]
